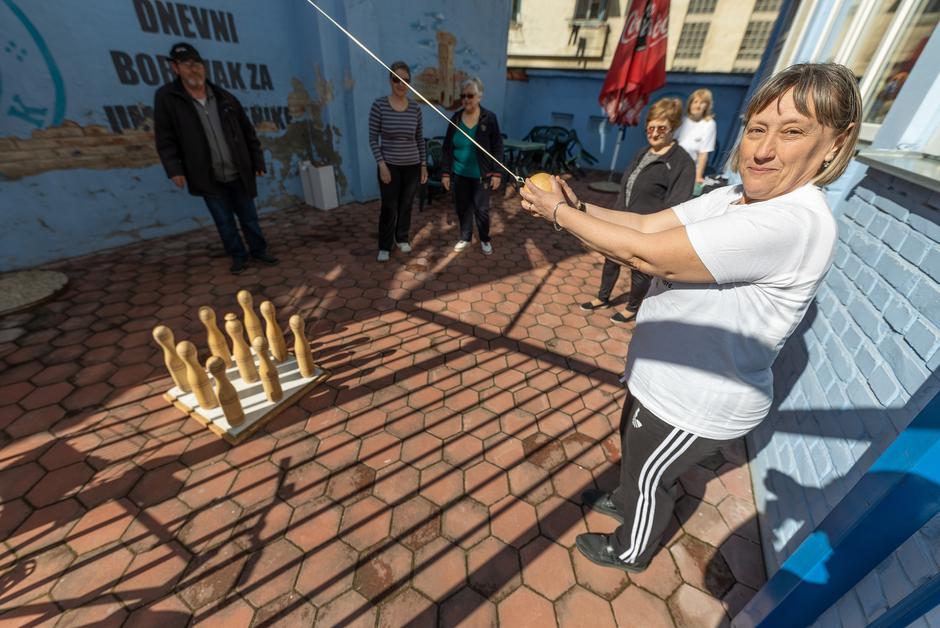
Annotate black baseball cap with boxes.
[169,42,202,63]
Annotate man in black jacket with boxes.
[154,42,278,275]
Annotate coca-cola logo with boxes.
[621,6,668,48]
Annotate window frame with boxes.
[687,0,718,14]
[736,20,777,60]
[675,21,711,58]
[776,0,933,142]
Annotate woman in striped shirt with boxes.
[368,61,427,262]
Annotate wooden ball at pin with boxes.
[529,172,554,192]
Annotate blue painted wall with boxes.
[502,69,751,176]
[747,165,940,625]
[0,0,510,271]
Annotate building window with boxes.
[671,65,698,72]
[754,0,783,11]
[512,0,522,23]
[842,0,903,80]
[863,0,939,124]
[736,20,775,60]
[778,0,940,141]
[687,0,718,13]
[675,22,710,58]
[574,0,607,20]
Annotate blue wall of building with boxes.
[502,69,751,176]
[0,0,510,271]
[748,165,940,624]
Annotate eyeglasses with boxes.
[177,60,203,70]
[646,125,669,134]
[460,93,477,99]
[393,77,411,84]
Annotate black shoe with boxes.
[582,489,624,523]
[579,299,610,311]
[230,258,248,275]
[252,253,280,266]
[611,310,638,324]
[575,533,648,573]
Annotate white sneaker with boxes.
[397,242,412,253]
[454,240,470,252]
[377,250,390,262]
[481,241,493,255]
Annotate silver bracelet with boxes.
[552,200,567,231]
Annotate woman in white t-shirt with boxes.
[676,88,717,193]
[520,63,861,574]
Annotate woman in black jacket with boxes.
[441,78,504,255]
[581,97,694,323]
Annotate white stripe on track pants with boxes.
[610,394,728,567]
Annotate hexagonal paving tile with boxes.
[498,585,557,626]
[391,495,441,550]
[413,536,466,600]
[519,535,576,601]
[441,497,489,550]
[466,535,521,601]
[554,584,618,628]
[464,461,509,506]
[490,495,539,549]
[339,495,392,551]
[377,587,438,628]
[326,462,376,505]
[295,539,358,606]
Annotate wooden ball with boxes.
[529,172,554,192]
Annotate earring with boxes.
[822,160,831,169]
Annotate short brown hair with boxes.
[686,88,714,120]
[389,61,410,81]
[731,63,861,186]
[647,97,683,131]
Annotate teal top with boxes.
[452,119,481,179]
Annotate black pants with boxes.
[453,175,491,243]
[378,163,420,251]
[598,259,651,311]
[610,395,725,566]
[202,180,268,261]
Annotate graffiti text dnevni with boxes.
[133,0,238,43]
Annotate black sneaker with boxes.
[575,533,649,573]
[230,258,248,275]
[253,253,280,266]
[581,489,624,523]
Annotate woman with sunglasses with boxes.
[368,61,427,262]
[441,77,504,255]
[580,97,694,323]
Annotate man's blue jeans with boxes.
[203,180,268,261]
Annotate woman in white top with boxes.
[520,63,860,573]
[676,88,718,193]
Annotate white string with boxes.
[302,0,523,183]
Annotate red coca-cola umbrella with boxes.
[592,0,670,191]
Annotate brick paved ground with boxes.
[0,173,764,627]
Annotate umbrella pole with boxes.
[589,125,625,193]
